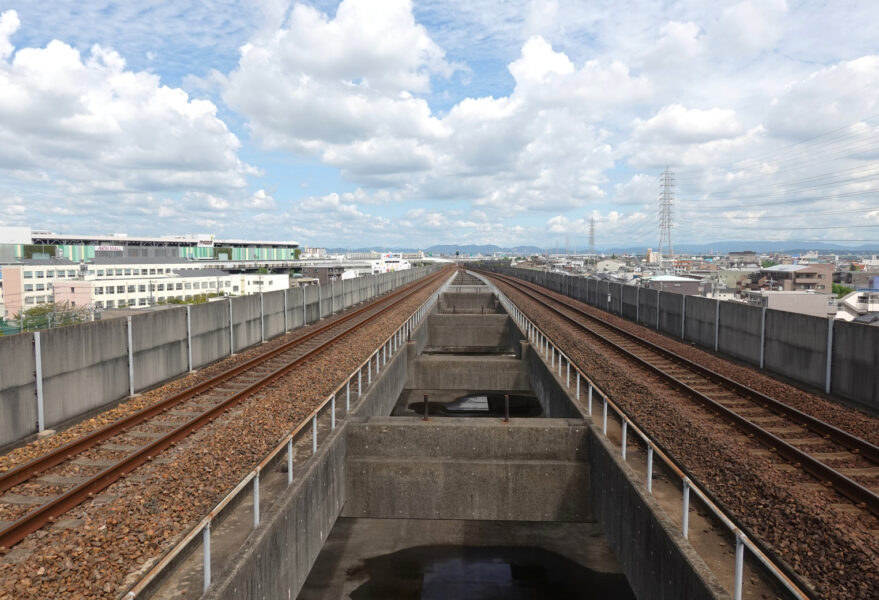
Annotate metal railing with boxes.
[472,271,809,600]
[123,271,452,598]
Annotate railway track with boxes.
[482,270,879,518]
[0,268,448,549]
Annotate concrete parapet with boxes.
[230,295,261,351]
[286,286,305,330]
[131,308,188,391]
[0,333,37,448]
[343,417,591,522]
[639,287,658,327]
[40,319,129,428]
[621,285,638,321]
[589,427,728,600]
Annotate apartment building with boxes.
[750,264,834,293]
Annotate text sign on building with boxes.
[197,240,214,248]
[95,245,124,252]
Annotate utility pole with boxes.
[658,167,674,274]
[589,217,595,266]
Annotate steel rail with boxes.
[0,268,448,549]
[485,270,879,518]
[0,275,429,495]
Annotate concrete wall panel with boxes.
[684,296,717,348]
[831,321,879,409]
[131,308,188,391]
[621,285,638,321]
[658,291,684,338]
[40,319,129,428]
[764,311,828,389]
[590,429,728,600]
[190,300,231,368]
[609,282,623,316]
[639,287,658,327]
[717,302,762,366]
[344,418,591,522]
[287,287,305,330]
[303,284,320,324]
[231,294,261,352]
[0,333,37,447]
[263,290,286,339]
[426,314,510,350]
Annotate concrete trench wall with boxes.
[481,264,879,411]
[589,429,729,600]
[426,314,511,350]
[0,266,439,448]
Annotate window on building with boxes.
[115,269,123,276]
[70,287,75,293]
[138,298,147,306]
[124,269,132,276]
[138,285,146,292]
[149,269,156,275]
[225,281,231,288]
[185,295,192,301]
[24,284,33,292]
[201,282,208,289]
[157,283,165,291]
[117,286,124,293]
[67,270,75,277]
[23,271,33,278]
[46,270,54,277]
[127,285,135,293]
[96,287,104,295]
[47,283,53,290]
[97,270,105,276]
[25,297,35,304]
[106,300,115,308]
[176,283,183,290]
[35,271,44,278]
[184,282,192,290]
[233,286,239,292]
[95,301,103,309]
[36,283,45,291]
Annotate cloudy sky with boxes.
[1,0,878,249]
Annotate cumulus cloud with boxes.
[0,10,261,231]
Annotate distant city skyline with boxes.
[1,1,878,248]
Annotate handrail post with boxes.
[602,398,608,435]
[646,443,654,493]
[287,438,293,485]
[203,523,211,592]
[253,472,260,528]
[312,415,317,455]
[682,478,691,539]
[734,530,745,600]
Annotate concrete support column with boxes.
[186,305,193,372]
[759,307,767,369]
[260,293,265,342]
[825,317,834,394]
[34,331,45,432]
[303,291,307,326]
[318,284,322,320]
[127,316,135,396]
[331,282,335,315]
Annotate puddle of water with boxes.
[348,545,635,600]
[407,393,542,418]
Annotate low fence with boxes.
[0,267,441,449]
[478,264,878,411]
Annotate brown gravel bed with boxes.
[0,287,413,477]
[496,278,879,600]
[527,279,879,446]
[0,268,449,599]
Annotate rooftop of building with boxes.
[171,269,232,278]
[649,275,700,282]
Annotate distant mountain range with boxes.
[326,241,879,255]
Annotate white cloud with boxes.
[0,10,261,231]
[634,105,743,144]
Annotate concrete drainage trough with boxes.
[150,276,727,600]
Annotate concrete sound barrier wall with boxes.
[684,296,718,349]
[831,320,879,409]
[621,285,638,321]
[764,311,829,390]
[0,333,38,448]
[638,287,658,327]
[40,319,130,428]
[131,308,188,391]
[191,299,232,369]
[0,267,438,449]
[659,291,684,338]
[717,302,762,367]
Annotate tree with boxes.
[832,283,854,298]
[257,267,269,274]
[761,260,778,268]
[849,263,860,271]
[293,248,302,260]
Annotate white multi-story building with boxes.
[837,290,879,321]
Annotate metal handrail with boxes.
[472,270,811,600]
